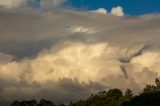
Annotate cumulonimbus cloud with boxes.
[0,8,160,105]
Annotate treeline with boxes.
[11,78,160,106]
[70,78,160,106]
[11,99,66,106]
[70,86,160,106]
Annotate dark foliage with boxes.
[11,99,58,106]
[121,91,160,106]
[69,88,125,106]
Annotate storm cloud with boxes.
[0,7,160,105]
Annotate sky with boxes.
[66,0,160,15]
[0,0,160,105]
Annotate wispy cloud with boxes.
[67,25,99,34]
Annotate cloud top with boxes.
[93,8,108,15]
[111,6,124,16]
[92,6,124,16]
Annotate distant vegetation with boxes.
[11,78,160,106]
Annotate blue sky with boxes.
[65,0,160,15]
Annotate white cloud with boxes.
[92,6,124,16]
[67,25,98,34]
[92,8,108,15]
[111,6,124,16]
